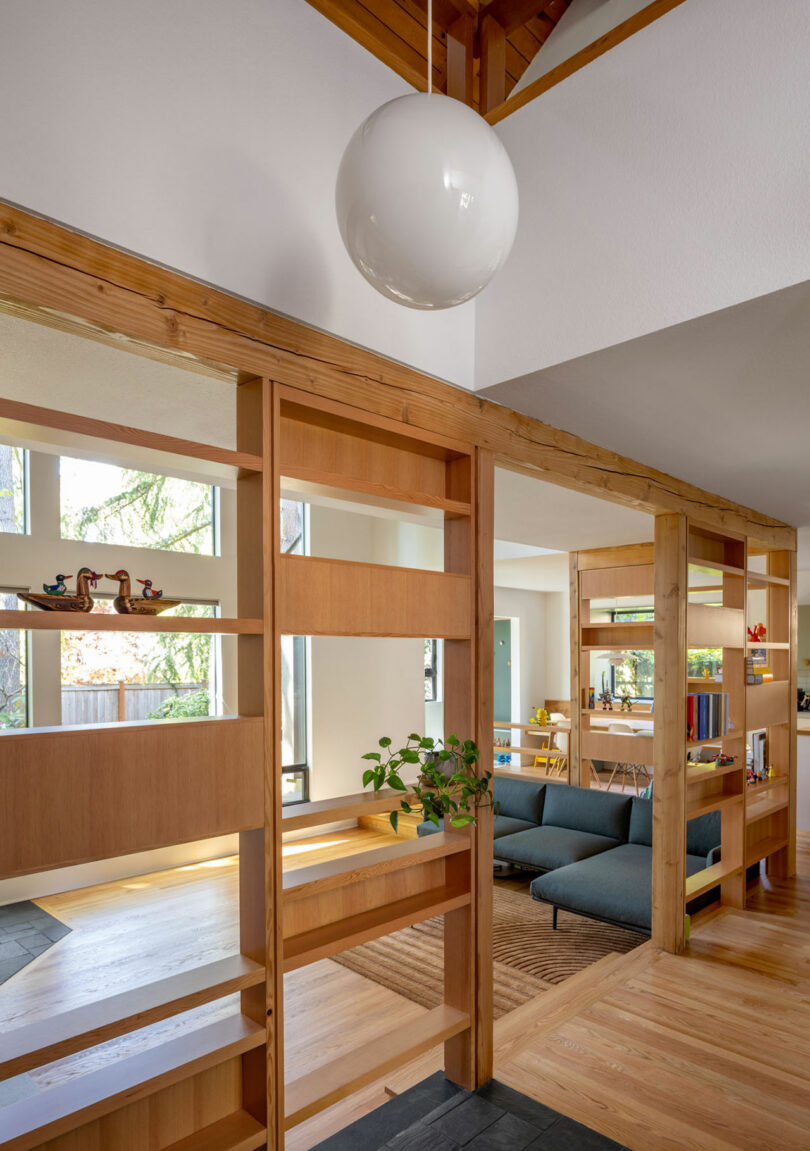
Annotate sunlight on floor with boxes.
[283,838,350,857]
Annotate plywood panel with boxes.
[277,555,471,638]
[580,564,654,600]
[580,729,655,768]
[746,680,790,730]
[0,717,263,876]
[687,604,745,649]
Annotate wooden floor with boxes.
[2,831,809,1150]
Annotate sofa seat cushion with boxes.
[494,825,622,871]
[494,815,536,839]
[541,784,632,841]
[529,844,708,932]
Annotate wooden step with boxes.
[284,1004,469,1130]
[0,955,265,1079]
[1,1014,265,1151]
[686,793,743,820]
[163,1110,267,1151]
[745,836,789,868]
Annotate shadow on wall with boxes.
[199,146,335,328]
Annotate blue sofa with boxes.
[418,776,721,934]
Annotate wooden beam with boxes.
[0,204,794,548]
[479,13,507,114]
[652,513,687,954]
[483,0,559,37]
[447,13,475,105]
[486,0,690,125]
[569,552,581,784]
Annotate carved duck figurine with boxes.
[137,578,162,599]
[18,568,101,612]
[105,569,180,615]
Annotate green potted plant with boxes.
[362,733,493,834]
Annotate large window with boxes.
[610,609,654,700]
[0,590,28,728]
[0,445,27,534]
[61,600,220,725]
[60,457,217,555]
[281,498,308,803]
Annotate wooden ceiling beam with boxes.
[486,0,689,123]
[447,13,476,105]
[479,12,507,113]
[481,0,559,38]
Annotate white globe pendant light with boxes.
[335,1,519,310]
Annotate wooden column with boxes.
[771,548,798,878]
[447,14,475,105]
[479,14,506,114]
[569,553,582,785]
[442,448,494,1089]
[652,513,687,953]
[236,376,283,1145]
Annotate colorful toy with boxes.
[18,568,101,612]
[530,706,550,728]
[619,690,633,712]
[599,689,613,711]
[105,570,180,615]
[714,753,735,767]
[137,578,163,599]
[747,622,767,643]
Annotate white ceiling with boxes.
[486,281,810,530]
[495,466,653,553]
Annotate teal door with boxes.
[493,619,512,724]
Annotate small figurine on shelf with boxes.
[599,689,613,711]
[18,568,101,613]
[620,690,633,712]
[136,578,163,599]
[702,667,712,679]
[715,753,735,767]
[588,687,595,710]
[105,570,180,616]
[747,622,767,643]
[530,706,550,728]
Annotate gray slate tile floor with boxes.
[0,901,71,984]
[314,1073,630,1150]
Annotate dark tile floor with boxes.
[0,900,71,984]
[314,1073,629,1150]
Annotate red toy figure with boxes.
[747,623,767,643]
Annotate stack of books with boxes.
[746,651,772,685]
[686,692,730,742]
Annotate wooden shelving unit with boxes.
[571,543,655,787]
[655,517,797,952]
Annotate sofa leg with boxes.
[552,906,558,930]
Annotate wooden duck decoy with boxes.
[18,568,101,613]
[105,569,180,615]
[137,578,162,599]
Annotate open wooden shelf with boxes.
[686,733,743,751]
[685,861,743,901]
[686,759,742,784]
[284,1004,469,1130]
[283,884,471,971]
[686,792,742,821]
[688,557,745,577]
[746,642,789,650]
[163,1111,267,1151]
[0,955,265,1080]
[282,464,471,517]
[746,570,790,588]
[745,836,789,868]
[0,610,262,634]
[746,793,789,824]
[281,788,410,834]
[0,1014,265,1151]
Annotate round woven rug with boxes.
[333,876,643,1018]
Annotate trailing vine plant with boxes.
[362,733,493,834]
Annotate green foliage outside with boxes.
[148,688,210,720]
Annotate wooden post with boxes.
[479,14,506,114]
[652,513,687,953]
[442,448,494,1089]
[569,553,581,785]
[447,14,475,105]
[236,376,283,1144]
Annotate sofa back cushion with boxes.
[628,797,653,846]
[493,776,545,825]
[686,809,722,858]
[542,784,632,841]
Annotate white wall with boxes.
[543,590,570,700]
[494,587,547,721]
[0,0,475,388]
[307,504,433,801]
[475,0,810,388]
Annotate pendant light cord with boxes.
[427,0,432,93]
